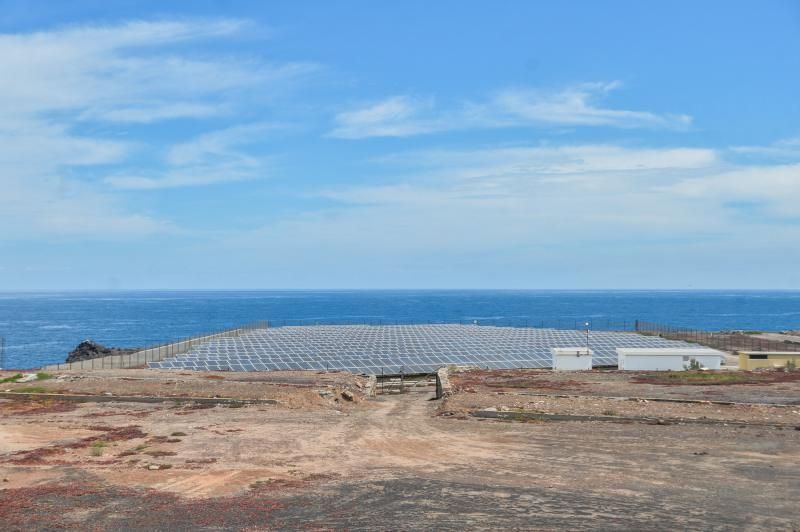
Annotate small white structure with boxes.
[552,347,593,371]
[616,348,724,371]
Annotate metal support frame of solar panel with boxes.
[149,324,713,374]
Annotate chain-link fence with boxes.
[635,321,800,353]
[40,320,270,371]
[267,317,638,331]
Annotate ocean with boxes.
[1,290,799,369]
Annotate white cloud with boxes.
[489,82,692,129]
[86,102,226,124]
[729,137,800,160]
[329,82,692,139]
[105,123,274,190]
[0,19,310,238]
[222,142,799,286]
[329,96,439,138]
[230,144,723,261]
[668,163,800,218]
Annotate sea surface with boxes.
[1,290,799,369]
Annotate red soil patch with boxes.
[5,446,68,465]
[4,400,78,416]
[631,371,800,386]
[453,369,586,392]
[0,483,285,530]
[2,425,147,465]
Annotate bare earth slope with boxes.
[1,369,798,530]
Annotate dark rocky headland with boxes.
[66,340,139,363]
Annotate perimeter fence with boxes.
[35,317,798,371]
[267,317,639,331]
[635,321,800,353]
[41,320,269,371]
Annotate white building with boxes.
[552,347,593,371]
[616,348,724,371]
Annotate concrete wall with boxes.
[738,352,800,371]
[551,348,592,371]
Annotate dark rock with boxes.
[65,339,138,364]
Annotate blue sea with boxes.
[1,290,799,369]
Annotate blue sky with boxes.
[1,1,799,289]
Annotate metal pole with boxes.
[585,322,590,351]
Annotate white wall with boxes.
[688,354,722,370]
[552,347,592,370]
[616,348,724,371]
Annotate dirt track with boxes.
[1,370,799,530]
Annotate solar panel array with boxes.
[148,324,712,374]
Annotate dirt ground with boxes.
[451,368,800,404]
[1,368,799,530]
[0,369,370,408]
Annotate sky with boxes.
[1,0,799,290]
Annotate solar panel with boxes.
[148,324,712,374]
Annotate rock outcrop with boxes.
[65,340,138,364]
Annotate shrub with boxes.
[15,386,48,393]
[684,359,703,371]
[90,441,108,457]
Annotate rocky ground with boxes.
[1,368,798,530]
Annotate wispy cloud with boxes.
[0,19,312,238]
[106,123,274,190]
[667,163,800,218]
[488,82,692,129]
[729,137,800,160]
[234,143,722,259]
[329,82,692,139]
[84,102,227,124]
[227,141,800,283]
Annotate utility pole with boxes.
[0,336,5,369]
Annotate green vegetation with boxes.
[14,386,48,393]
[0,372,54,384]
[639,372,757,385]
[90,441,109,456]
[684,359,703,371]
[787,359,797,371]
